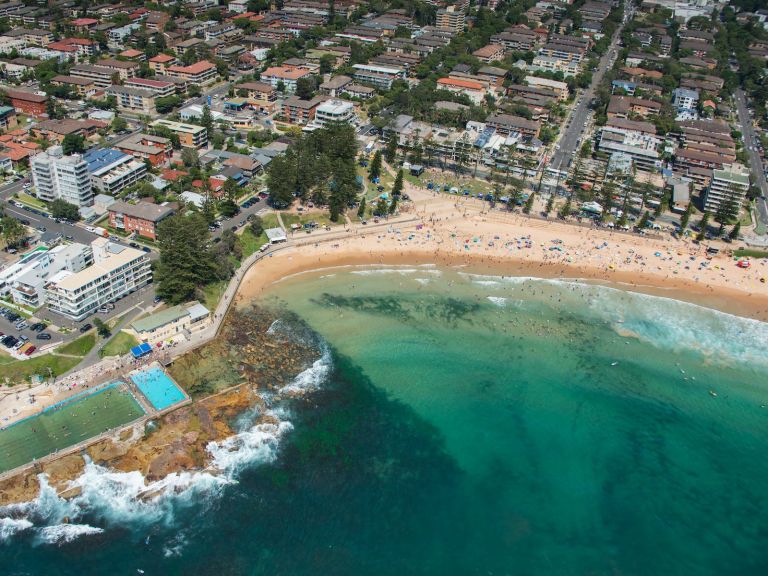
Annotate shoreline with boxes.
[238,241,768,323]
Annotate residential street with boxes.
[548,6,635,176]
[733,88,768,234]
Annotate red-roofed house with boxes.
[436,77,488,105]
[120,49,146,61]
[148,53,178,74]
[261,66,311,93]
[71,18,99,31]
[162,168,189,181]
[0,136,40,166]
[192,177,225,195]
[47,38,98,61]
[165,60,217,85]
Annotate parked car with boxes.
[36,333,52,340]
[141,246,151,253]
[79,323,92,333]
[24,345,36,356]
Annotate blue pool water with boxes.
[130,367,186,411]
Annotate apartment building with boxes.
[235,81,278,113]
[472,44,505,64]
[71,63,119,88]
[436,6,465,33]
[261,65,311,93]
[0,243,93,308]
[45,239,152,321]
[51,75,97,97]
[6,89,47,116]
[704,164,750,214]
[436,77,487,105]
[165,60,217,85]
[105,85,157,115]
[673,87,699,112]
[491,27,538,51]
[607,95,662,119]
[116,133,173,166]
[148,53,178,74]
[108,200,175,240]
[123,78,176,99]
[2,28,54,46]
[538,41,586,64]
[31,146,93,208]
[96,58,140,81]
[84,148,148,195]
[151,119,208,149]
[47,37,97,60]
[351,63,405,90]
[598,125,661,172]
[311,99,356,127]
[282,95,326,125]
[531,55,580,76]
[524,76,569,100]
[0,105,17,131]
[486,113,540,138]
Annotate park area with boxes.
[0,333,96,385]
[0,382,145,474]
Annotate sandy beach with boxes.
[238,185,768,321]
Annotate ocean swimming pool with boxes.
[130,367,186,411]
[0,382,145,474]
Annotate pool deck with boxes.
[0,363,191,483]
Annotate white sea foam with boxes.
[0,517,33,540]
[279,344,332,395]
[351,268,423,276]
[487,296,507,307]
[36,524,103,545]
[207,417,293,474]
[0,334,333,545]
[458,271,768,368]
[414,278,432,285]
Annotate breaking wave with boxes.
[37,524,103,545]
[463,272,768,368]
[0,318,334,547]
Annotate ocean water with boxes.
[3,266,768,575]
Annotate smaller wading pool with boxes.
[130,366,187,411]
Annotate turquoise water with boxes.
[2,265,768,574]
[130,367,186,411]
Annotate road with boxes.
[548,6,634,174]
[733,88,768,233]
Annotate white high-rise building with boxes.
[45,238,152,320]
[31,146,93,208]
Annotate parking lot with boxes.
[0,306,59,357]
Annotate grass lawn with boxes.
[58,333,96,356]
[202,280,227,312]
[0,333,96,385]
[0,354,83,385]
[239,227,268,258]
[16,192,47,210]
[260,213,280,230]
[100,331,139,358]
[734,248,768,259]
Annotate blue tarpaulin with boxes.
[130,342,152,359]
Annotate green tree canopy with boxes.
[49,199,80,221]
[154,214,219,305]
[62,133,85,155]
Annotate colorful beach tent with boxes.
[130,342,153,358]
